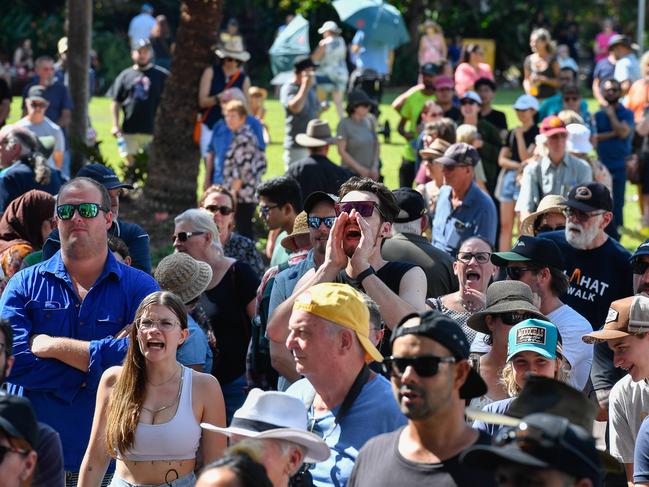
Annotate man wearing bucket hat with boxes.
[285,119,352,198]
[516,115,593,219]
[201,388,330,487]
[491,235,593,389]
[285,282,406,486]
[582,295,649,482]
[154,252,213,373]
[348,310,495,486]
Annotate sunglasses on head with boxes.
[204,204,234,215]
[506,266,538,280]
[307,216,335,229]
[536,224,565,234]
[562,208,606,223]
[334,201,386,219]
[382,355,456,378]
[632,260,649,275]
[0,445,29,464]
[497,311,536,326]
[56,203,108,220]
[457,251,491,264]
[172,231,205,243]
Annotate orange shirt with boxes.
[625,79,649,123]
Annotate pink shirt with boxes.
[595,31,617,63]
[454,62,494,96]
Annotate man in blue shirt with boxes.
[432,142,497,256]
[595,78,634,234]
[350,29,393,76]
[0,177,158,481]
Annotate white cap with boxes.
[461,90,483,105]
[566,123,593,154]
[318,21,341,34]
[513,94,539,111]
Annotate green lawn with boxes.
[7,88,645,251]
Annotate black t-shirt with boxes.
[444,106,462,122]
[348,427,496,487]
[285,154,353,199]
[108,65,168,134]
[480,109,508,134]
[507,125,539,163]
[199,260,260,384]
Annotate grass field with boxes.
[6,88,646,250]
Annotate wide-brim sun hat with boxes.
[215,40,251,62]
[520,194,567,236]
[566,123,593,154]
[295,119,336,148]
[280,211,310,252]
[201,389,330,463]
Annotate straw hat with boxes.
[520,194,567,236]
[154,252,213,304]
[281,211,310,252]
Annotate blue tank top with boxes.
[204,64,247,129]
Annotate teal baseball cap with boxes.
[507,319,562,362]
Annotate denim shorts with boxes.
[108,472,196,487]
[497,169,520,202]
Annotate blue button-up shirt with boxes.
[0,250,159,471]
[432,181,497,256]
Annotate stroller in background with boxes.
[348,68,391,143]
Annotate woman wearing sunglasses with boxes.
[426,236,497,344]
[472,319,569,436]
[199,185,265,277]
[172,209,260,422]
[465,280,548,410]
[79,291,226,487]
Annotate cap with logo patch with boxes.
[436,142,481,167]
[582,295,649,344]
[564,182,612,213]
[540,116,568,137]
[491,235,564,270]
[507,319,562,362]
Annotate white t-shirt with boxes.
[609,374,649,463]
[128,13,156,44]
[546,304,593,390]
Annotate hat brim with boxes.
[512,104,537,111]
[0,417,30,446]
[467,303,547,334]
[435,82,454,89]
[520,206,565,236]
[566,140,593,154]
[200,423,331,463]
[460,367,489,400]
[582,329,631,344]
[507,344,556,362]
[436,156,468,166]
[461,443,551,471]
[304,191,337,213]
[280,231,310,252]
[104,181,134,190]
[563,199,607,213]
[491,251,532,266]
[418,148,444,159]
[357,333,383,363]
[295,134,336,148]
[542,127,568,137]
[215,49,251,62]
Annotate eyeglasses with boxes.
[536,224,565,234]
[137,318,180,331]
[30,102,47,109]
[506,266,539,280]
[307,216,336,229]
[56,203,108,220]
[632,260,649,275]
[460,99,479,106]
[497,311,536,326]
[204,204,234,216]
[457,251,491,264]
[259,204,279,216]
[382,355,456,378]
[172,231,205,243]
[562,96,579,102]
[562,208,606,223]
[334,201,386,219]
[0,445,29,464]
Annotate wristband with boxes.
[356,266,376,283]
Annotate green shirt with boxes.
[270,231,290,267]
[400,91,437,161]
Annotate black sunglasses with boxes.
[382,355,455,378]
[460,99,479,106]
[506,266,538,280]
[497,311,536,326]
[307,216,335,229]
[204,204,234,215]
[334,201,386,219]
[172,231,205,243]
[632,260,649,275]
[0,445,29,464]
[563,96,579,102]
[56,203,108,220]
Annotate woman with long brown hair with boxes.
[78,291,226,487]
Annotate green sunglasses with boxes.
[56,203,109,220]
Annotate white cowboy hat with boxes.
[215,39,250,63]
[201,389,330,463]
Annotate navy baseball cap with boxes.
[436,142,481,167]
[491,235,564,269]
[391,310,488,400]
[564,183,613,212]
[76,164,134,190]
[632,239,649,262]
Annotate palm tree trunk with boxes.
[144,0,222,215]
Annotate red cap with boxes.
[540,116,568,137]
[434,75,454,89]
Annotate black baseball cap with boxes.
[0,395,39,448]
[76,164,134,190]
[491,235,564,270]
[632,238,649,262]
[564,183,612,212]
[420,62,439,76]
[294,57,317,72]
[303,191,337,214]
[26,85,48,103]
[436,142,481,167]
[393,188,426,223]
[391,310,488,400]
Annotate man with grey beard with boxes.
[542,182,633,418]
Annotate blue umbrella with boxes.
[333,0,410,49]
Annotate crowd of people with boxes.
[2,5,649,487]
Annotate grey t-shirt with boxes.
[14,116,65,167]
[336,116,378,172]
[280,82,319,149]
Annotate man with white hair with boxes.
[285,283,406,486]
